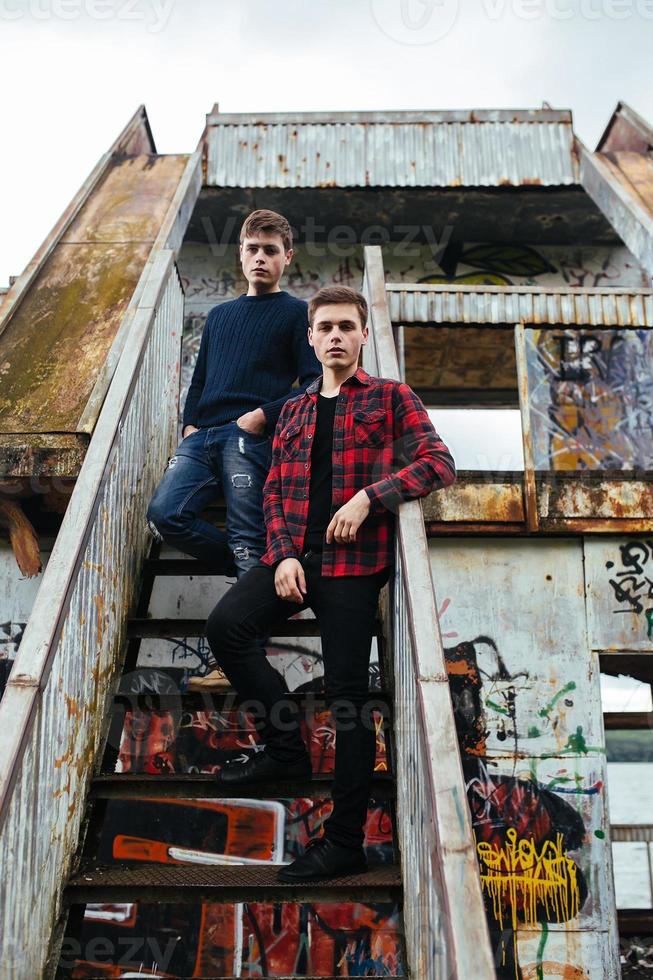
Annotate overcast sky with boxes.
[1,0,653,285]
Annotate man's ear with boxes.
[307,327,314,348]
[284,248,294,266]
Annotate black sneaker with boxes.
[278,837,367,882]
[216,749,311,785]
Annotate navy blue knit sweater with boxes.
[182,291,320,434]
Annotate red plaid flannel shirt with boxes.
[261,368,456,576]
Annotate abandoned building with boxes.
[0,101,652,979]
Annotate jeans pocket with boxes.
[234,420,270,445]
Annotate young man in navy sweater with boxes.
[146,210,320,687]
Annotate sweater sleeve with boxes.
[181,314,211,429]
[364,383,457,514]
[260,305,320,432]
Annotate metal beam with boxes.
[577,137,653,281]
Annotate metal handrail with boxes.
[0,249,184,978]
[362,245,495,979]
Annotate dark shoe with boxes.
[216,749,311,785]
[278,837,367,882]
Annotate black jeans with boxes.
[205,553,389,849]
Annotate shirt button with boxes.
[308,434,312,439]
[304,463,308,469]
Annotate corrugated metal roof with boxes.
[386,284,653,326]
[206,110,577,189]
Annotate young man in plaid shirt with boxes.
[205,285,456,881]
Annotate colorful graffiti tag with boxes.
[444,635,591,980]
[60,658,397,976]
[431,538,616,980]
[64,900,405,977]
[526,328,653,471]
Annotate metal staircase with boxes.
[0,241,494,978]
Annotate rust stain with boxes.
[94,593,105,648]
[522,966,588,980]
[0,496,41,576]
[64,695,81,719]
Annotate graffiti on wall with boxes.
[605,539,653,639]
[176,239,646,420]
[443,634,592,980]
[431,539,615,980]
[584,537,653,653]
[526,328,653,471]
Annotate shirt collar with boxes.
[305,367,372,397]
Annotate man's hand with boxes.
[326,490,371,544]
[274,557,307,603]
[182,424,199,438]
[236,408,267,435]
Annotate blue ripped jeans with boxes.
[146,422,272,577]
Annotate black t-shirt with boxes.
[305,393,337,550]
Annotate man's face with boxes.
[239,232,292,291]
[308,303,368,371]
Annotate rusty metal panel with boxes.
[423,480,524,523]
[0,106,155,348]
[525,327,653,470]
[422,476,653,528]
[579,139,653,280]
[585,537,653,652]
[0,154,188,436]
[0,255,183,978]
[386,283,653,326]
[539,479,653,521]
[62,154,188,244]
[0,434,88,478]
[430,537,620,977]
[0,242,151,432]
[207,116,576,189]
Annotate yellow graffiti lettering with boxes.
[477,827,580,931]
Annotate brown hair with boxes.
[308,286,368,330]
[239,209,293,252]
